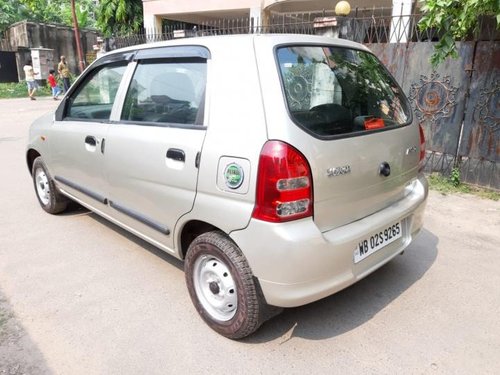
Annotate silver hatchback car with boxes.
[27,34,428,339]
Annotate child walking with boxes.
[48,69,62,100]
[23,60,38,100]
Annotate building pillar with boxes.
[144,13,162,40]
[390,0,413,43]
[250,7,262,32]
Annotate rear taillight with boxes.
[419,124,426,172]
[252,141,313,223]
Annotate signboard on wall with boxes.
[31,48,55,80]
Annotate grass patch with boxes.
[428,173,500,201]
[0,82,51,99]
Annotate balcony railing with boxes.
[109,12,499,50]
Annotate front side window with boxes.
[121,59,207,125]
[66,63,126,120]
[277,46,411,137]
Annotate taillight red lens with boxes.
[252,141,313,223]
[419,124,426,171]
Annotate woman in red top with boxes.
[48,69,62,100]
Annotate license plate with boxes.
[354,222,402,264]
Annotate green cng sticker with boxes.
[224,163,244,189]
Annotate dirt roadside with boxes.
[0,295,51,375]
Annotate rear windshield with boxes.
[276,46,411,137]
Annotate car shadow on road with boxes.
[86,212,185,271]
[58,201,92,217]
[83,209,437,343]
[245,228,438,343]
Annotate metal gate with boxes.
[368,39,499,190]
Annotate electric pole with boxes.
[71,0,85,73]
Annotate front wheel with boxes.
[185,231,271,339]
[32,156,68,214]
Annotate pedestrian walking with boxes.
[57,55,71,92]
[23,60,38,101]
[48,69,62,100]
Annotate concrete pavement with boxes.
[1,97,499,374]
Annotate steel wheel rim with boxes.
[193,254,238,321]
[35,168,50,206]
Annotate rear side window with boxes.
[66,63,126,121]
[121,59,206,126]
[276,46,410,137]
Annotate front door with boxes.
[48,62,128,212]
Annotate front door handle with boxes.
[166,148,185,162]
[85,136,97,147]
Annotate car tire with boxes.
[185,231,274,339]
[32,156,68,214]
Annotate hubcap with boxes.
[35,168,50,205]
[193,255,237,321]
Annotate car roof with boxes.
[103,33,370,58]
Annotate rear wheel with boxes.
[185,231,272,339]
[32,157,68,214]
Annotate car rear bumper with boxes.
[230,174,428,308]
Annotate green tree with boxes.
[19,0,65,24]
[0,0,29,33]
[419,0,500,66]
[96,0,143,36]
[1,0,96,35]
[60,0,95,29]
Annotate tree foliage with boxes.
[60,1,93,29]
[0,0,29,32]
[20,0,65,24]
[96,0,143,36]
[419,0,500,66]
[0,0,96,35]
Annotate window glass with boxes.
[121,59,207,125]
[277,46,410,137]
[66,63,126,120]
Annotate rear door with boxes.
[104,46,209,252]
[259,40,420,231]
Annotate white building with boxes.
[142,0,417,34]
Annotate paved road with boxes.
[1,97,499,374]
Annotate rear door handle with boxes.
[166,148,185,162]
[85,136,97,147]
